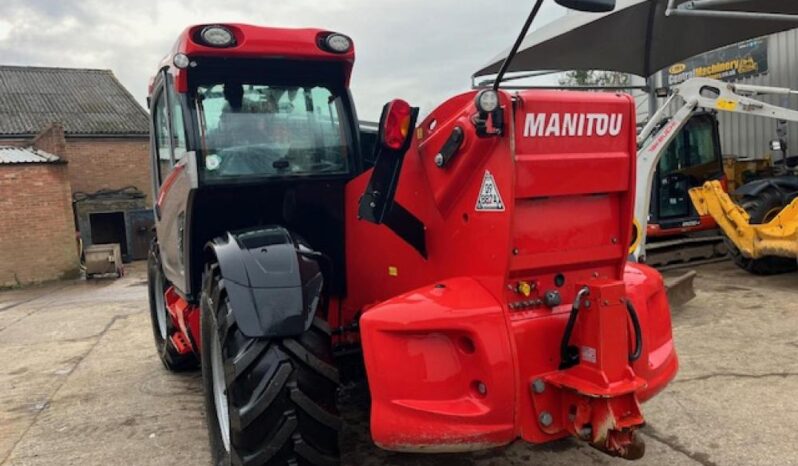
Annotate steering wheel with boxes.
[308,159,340,172]
[216,145,285,176]
[284,146,342,173]
[663,171,698,187]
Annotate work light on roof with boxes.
[475,89,499,113]
[324,33,352,53]
[200,25,235,47]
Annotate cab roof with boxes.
[150,24,355,96]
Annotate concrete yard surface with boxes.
[1,261,797,465]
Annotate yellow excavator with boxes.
[683,78,798,275]
[690,181,798,274]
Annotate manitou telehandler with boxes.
[146,1,678,464]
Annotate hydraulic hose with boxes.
[559,286,590,369]
[625,299,643,363]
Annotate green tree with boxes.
[559,70,631,87]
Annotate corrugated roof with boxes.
[0,146,61,164]
[0,66,149,137]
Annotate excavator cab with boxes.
[648,112,724,237]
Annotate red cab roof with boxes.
[150,23,355,95]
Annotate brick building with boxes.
[0,65,151,203]
[0,147,77,287]
[0,66,152,285]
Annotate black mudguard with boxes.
[206,226,324,338]
[734,175,798,202]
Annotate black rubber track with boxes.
[201,263,341,466]
[146,241,197,371]
[725,188,798,275]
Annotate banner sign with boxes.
[661,38,769,86]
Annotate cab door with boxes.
[649,113,724,231]
[150,71,195,292]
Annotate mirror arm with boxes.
[358,106,427,258]
[491,0,545,90]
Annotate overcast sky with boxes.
[0,0,567,120]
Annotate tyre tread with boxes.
[282,338,340,384]
[201,261,340,466]
[728,189,798,275]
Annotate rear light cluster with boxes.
[318,32,352,54]
[380,99,412,150]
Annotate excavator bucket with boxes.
[690,180,798,260]
[664,270,696,309]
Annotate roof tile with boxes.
[0,66,149,136]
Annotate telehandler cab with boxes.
[147,1,678,464]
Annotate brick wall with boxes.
[63,137,152,206]
[0,163,79,287]
[2,130,153,206]
[32,123,67,156]
[0,139,27,148]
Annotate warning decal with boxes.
[475,170,505,211]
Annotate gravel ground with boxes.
[2,260,797,465]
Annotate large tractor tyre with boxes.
[725,188,798,275]
[147,241,197,371]
[201,264,341,466]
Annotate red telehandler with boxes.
[146,1,677,464]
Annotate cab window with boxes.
[656,116,721,219]
[167,84,188,162]
[658,117,719,174]
[153,90,172,184]
[196,83,349,179]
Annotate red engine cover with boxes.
[346,90,677,453]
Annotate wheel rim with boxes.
[154,271,168,341]
[211,332,231,452]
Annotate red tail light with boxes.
[380,99,412,151]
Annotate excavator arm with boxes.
[689,180,798,260]
[634,77,798,263]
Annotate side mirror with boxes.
[555,0,615,13]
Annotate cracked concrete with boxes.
[1,261,797,465]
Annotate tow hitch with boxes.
[535,280,648,459]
